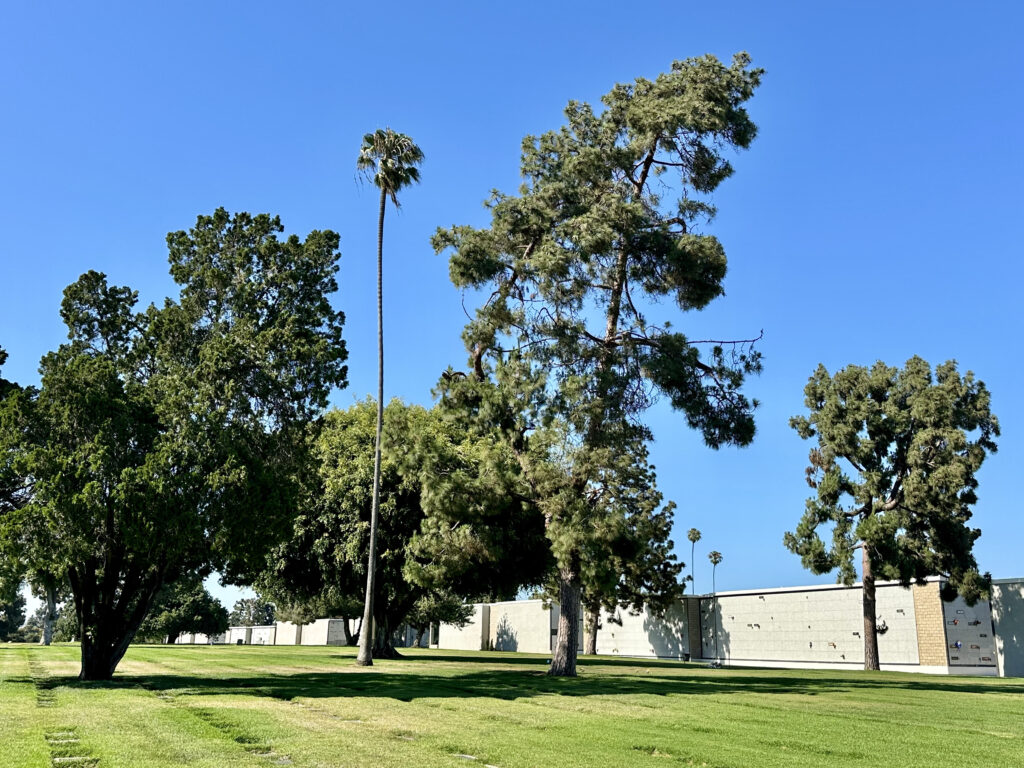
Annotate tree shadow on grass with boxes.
[40,662,1024,702]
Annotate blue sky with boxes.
[3,1,1022,612]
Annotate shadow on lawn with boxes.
[33,662,1024,702]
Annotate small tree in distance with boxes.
[688,528,702,594]
[786,357,998,670]
[708,550,723,659]
[228,597,276,627]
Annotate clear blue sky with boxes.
[3,1,1022,612]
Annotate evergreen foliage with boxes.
[786,356,999,669]
[431,53,763,675]
[0,210,347,678]
[227,596,276,627]
[137,577,229,643]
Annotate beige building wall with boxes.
[702,582,920,668]
[274,621,302,645]
[227,626,252,645]
[437,603,490,651]
[299,618,330,646]
[991,579,1024,678]
[912,581,947,666]
[594,602,689,659]
[488,600,556,654]
[939,593,996,668]
[249,625,276,645]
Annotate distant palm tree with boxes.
[708,550,723,659]
[355,129,424,667]
[687,528,702,594]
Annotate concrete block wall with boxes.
[941,594,996,668]
[437,603,490,651]
[699,582,920,668]
[991,579,1024,678]
[487,600,556,654]
[913,581,947,666]
[595,602,689,659]
[249,625,275,645]
[275,622,302,646]
[227,626,252,645]
[325,619,348,646]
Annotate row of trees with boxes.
[0,51,998,677]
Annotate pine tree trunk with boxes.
[357,188,388,668]
[862,545,880,671]
[549,567,581,676]
[583,606,599,655]
[40,583,57,646]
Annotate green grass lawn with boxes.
[1,644,1021,768]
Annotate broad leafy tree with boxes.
[354,129,424,667]
[786,357,998,670]
[433,53,764,675]
[227,596,276,627]
[137,578,229,644]
[261,399,495,658]
[0,584,26,641]
[0,210,347,678]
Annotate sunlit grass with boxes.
[1,643,1021,767]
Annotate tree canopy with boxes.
[228,596,277,627]
[785,356,999,669]
[0,210,347,678]
[432,53,763,675]
[137,578,229,644]
[260,399,494,657]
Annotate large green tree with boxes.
[354,129,424,667]
[261,399,493,658]
[0,210,346,678]
[786,356,998,670]
[433,53,763,675]
[137,577,229,644]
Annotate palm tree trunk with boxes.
[712,566,719,659]
[357,188,388,667]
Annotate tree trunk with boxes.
[71,562,164,680]
[166,631,181,646]
[78,617,140,680]
[342,618,355,646]
[40,583,57,646]
[549,567,581,676]
[371,612,403,659]
[862,545,880,671]
[357,188,388,668]
[583,605,599,655]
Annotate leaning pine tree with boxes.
[434,53,764,676]
[786,357,998,670]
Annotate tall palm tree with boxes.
[708,550,723,659]
[354,129,424,667]
[687,528,702,595]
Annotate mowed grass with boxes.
[1,644,1021,768]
